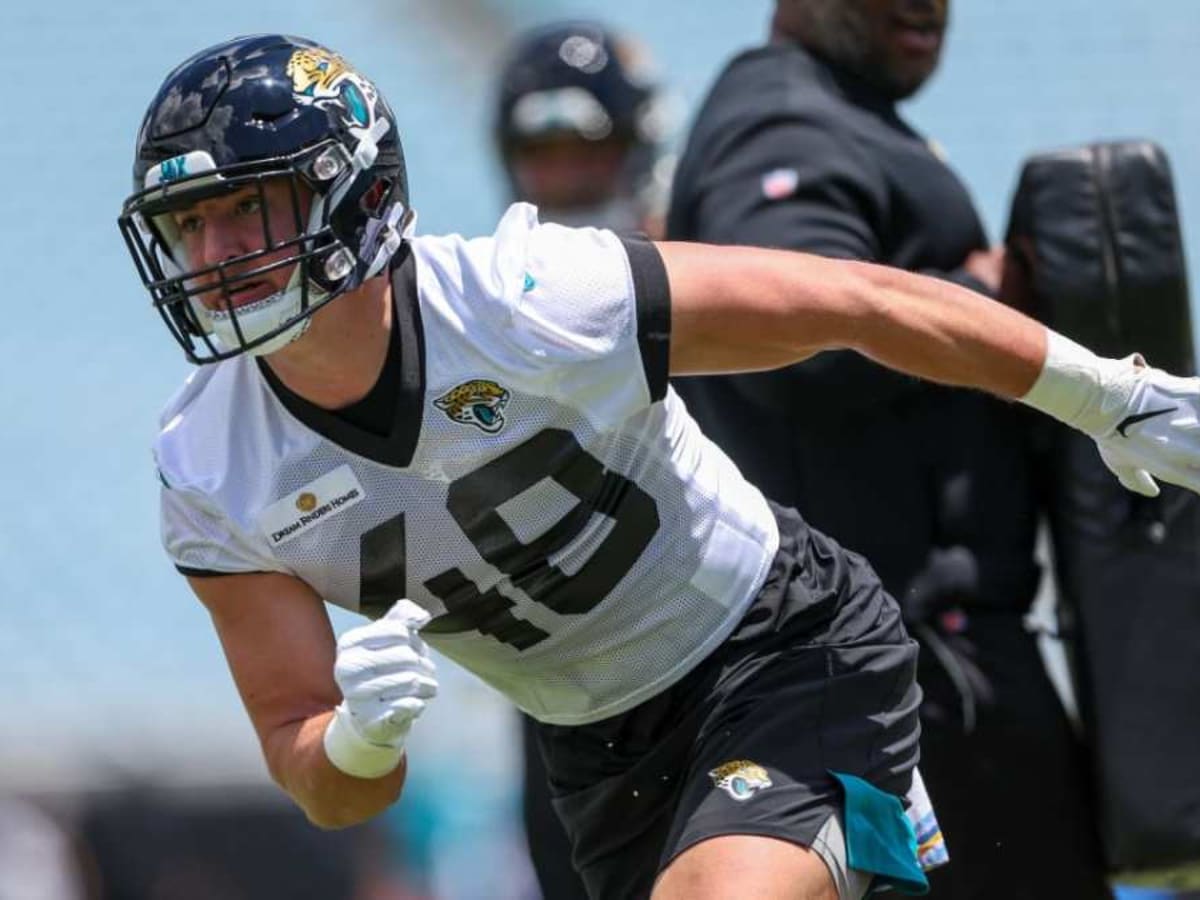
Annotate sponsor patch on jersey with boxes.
[708,760,773,801]
[433,379,511,433]
[258,465,365,546]
[761,167,799,200]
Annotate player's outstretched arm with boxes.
[189,573,435,829]
[662,241,1043,389]
[660,241,1200,497]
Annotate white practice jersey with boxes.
[154,203,779,725]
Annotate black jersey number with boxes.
[358,428,660,650]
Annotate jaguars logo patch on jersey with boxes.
[708,760,773,801]
[434,380,511,433]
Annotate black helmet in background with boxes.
[119,34,413,363]
[494,21,674,234]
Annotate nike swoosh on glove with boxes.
[1022,332,1200,497]
[323,599,438,778]
[1095,366,1198,497]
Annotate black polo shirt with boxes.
[668,41,1039,612]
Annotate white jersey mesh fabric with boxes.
[154,204,780,725]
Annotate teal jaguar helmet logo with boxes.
[434,380,511,433]
[708,760,773,802]
[287,46,378,130]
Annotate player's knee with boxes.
[652,834,840,900]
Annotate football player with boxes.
[121,34,1200,900]
[494,21,672,236]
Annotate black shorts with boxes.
[535,504,923,899]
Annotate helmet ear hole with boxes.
[360,177,393,217]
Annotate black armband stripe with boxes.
[620,235,671,403]
[175,565,268,578]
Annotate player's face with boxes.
[508,134,630,210]
[805,0,949,99]
[168,179,312,311]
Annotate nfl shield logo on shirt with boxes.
[761,168,799,201]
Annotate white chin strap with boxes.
[199,271,324,357]
[183,237,325,357]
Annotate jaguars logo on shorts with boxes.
[708,760,773,802]
[434,380,511,434]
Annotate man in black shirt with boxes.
[669,2,1110,896]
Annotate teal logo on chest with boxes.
[433,380,511,433]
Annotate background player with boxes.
[493,22,674,899]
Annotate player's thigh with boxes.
[652,833,838,900]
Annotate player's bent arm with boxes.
[188,572,408,829]
[660,241,1042,396]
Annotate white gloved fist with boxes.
[323,599,437,778]
[1022,331,1200,497]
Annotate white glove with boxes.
[1021,331,1200,497]
[323,599,437,778]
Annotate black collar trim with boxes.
[257,249,426,468]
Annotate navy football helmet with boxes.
[494,22,671,231]
[119,34,412,363]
